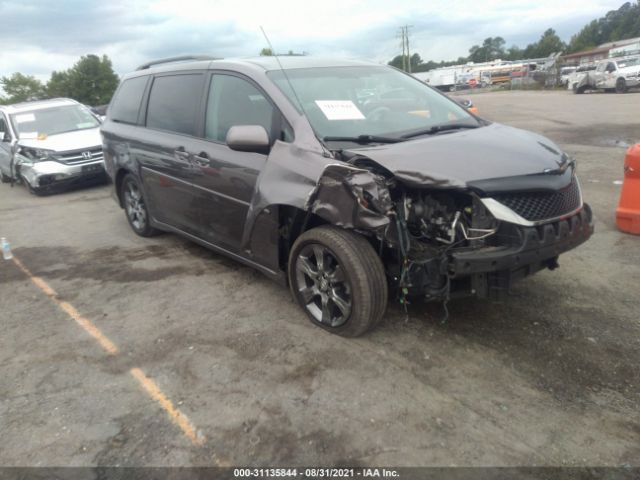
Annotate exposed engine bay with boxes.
[392,189,498,302]
[306,151,593,308]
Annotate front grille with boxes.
[54,147,103,165]
[493,177,582,222]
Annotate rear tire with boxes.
[288,226,388,337]
[120,174,159,237]
[616,78,628,94]
[0,172,11,184]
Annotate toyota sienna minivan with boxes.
[101,56,593,337]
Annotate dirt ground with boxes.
[0,90,639,467]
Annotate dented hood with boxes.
[18,127,102,152]
[344,123,569,189]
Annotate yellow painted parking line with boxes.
[10,254,209,449]
[12,255,119,355]
[130,368,205,446]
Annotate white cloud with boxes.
[0,0,624,81]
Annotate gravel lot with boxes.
[1,90,639,467]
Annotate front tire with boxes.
[0,171,11,184]
[288,226,388,337]
[121,174,159,237]
[616,78,628,94]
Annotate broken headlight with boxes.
[17,146,55,162]
[405,192,498,247]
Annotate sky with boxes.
[0,0,625,82]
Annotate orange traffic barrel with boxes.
[616,144,640,235]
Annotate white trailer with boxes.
[413,68,459,91]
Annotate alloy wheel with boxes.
[124,181,147,231]
[295,244,352,327]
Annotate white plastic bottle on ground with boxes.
[2,237,13,260]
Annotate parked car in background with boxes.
[90,104,108,121]
[559,66,577,87]
[593,57,640,92]
[453,98,479,115]
[571,58,640,94]
[102,56,592,337]
[568,64,597,93]
[0,98,106,194]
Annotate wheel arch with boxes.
[114,168,131,208]
[246,200,389,282]
[246,203,330,276]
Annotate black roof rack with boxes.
[136,55,219,71]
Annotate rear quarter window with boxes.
[109,76,149,124]
[146,74,204,136]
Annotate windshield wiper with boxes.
[323,134,405,144]
[401,123,479,139]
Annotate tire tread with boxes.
[288,226,388,337]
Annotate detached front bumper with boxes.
[449,205,593,299]
[20,159,106,190]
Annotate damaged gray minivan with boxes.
[101,56,593,337]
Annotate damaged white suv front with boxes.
[0,98,105,194]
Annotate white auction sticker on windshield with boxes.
[315,100,365,120]
[15,113,35,123]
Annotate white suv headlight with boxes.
[17,146,55,161]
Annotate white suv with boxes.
[0,98,105,194]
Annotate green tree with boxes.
[410,53,423,70]
[506,45,524,60]
[388,55,405,69]
[260,47,274,56]
[468,37,506,62]
[46,54,119,105]
[523,28,566,58]
[567,1,640,53]
[388,53,424,72]
[0,73,46,103]
[46,70,73,98]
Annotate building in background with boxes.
[562,37,640,66]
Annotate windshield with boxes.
[10,104,100,139]
[618,58,639,68]
[267,66,478,140]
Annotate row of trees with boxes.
[0,54,119,106]
[389,28,566,73]
[389,1,640,71]
[566,1,640,53]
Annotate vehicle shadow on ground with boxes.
[380,281,639,410]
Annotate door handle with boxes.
[193,152,209,166]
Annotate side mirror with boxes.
[226,125,270,154]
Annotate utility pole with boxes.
[398,25,413,73]
[404,25,413,73]
[398,27,406,71]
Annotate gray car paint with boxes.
[341,123,571,189]
[102,57,588,282]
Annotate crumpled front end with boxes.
[14,146,105,191]
[306,152,593,303]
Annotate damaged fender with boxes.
[239,136,396,265]
[305,163,393,235]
